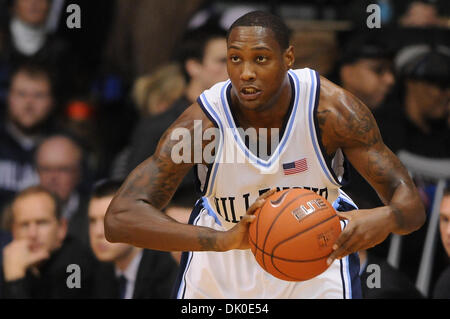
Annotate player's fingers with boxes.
[246,189,277,215]
[326,226,354,265]
[240,213,256,225]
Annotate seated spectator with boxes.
[0,0,75,104]
[1,185,96,298]
[110,63,186,179]
[398,0,449,28]
[337,32,396,209]
[376,44,450,158]
[132,63,186,118]
[0,63,56,213]
[35,134,90,246]
[126,23,228,208]
[433,186,450,298]
[337,32,395,111]
[89,180,178,299]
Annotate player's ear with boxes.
[284,45,295,70]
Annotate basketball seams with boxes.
[270,213,338,260]
[261,192,312,269]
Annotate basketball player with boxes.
[104,11,425,299]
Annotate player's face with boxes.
[440,195,450,257]
[89,196,134,262]
[227,26,294,111]
[12,192,66,254]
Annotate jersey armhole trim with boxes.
[310,70,342,187]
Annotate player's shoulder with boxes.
[201,79,230,99]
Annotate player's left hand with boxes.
[326,208,394,265]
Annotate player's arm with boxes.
[317,77,426,261]
[104,102,271,252]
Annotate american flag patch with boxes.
[282,158,308,175]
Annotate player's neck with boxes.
[232,80,292,130]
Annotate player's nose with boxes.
[240,62,256,82]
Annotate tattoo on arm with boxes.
[198,233,219,250]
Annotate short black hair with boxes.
[174,23,227,82]
[227,11,291,51]
[396,45,450,89]
[339,31,394,66]
[91,179,124,199]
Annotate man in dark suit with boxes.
[1,185,96,298]
[89,180,178,298]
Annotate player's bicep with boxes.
[319,85,410,204]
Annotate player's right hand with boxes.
[222,189,277,250]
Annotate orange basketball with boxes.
[248,188,341,281]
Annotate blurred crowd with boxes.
[0,0,448,299]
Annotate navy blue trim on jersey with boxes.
[333,196,362,299]
[197,96,219,129]
[171,200,204,299]
[310,70,343,186]
[225,76,296,155]
[196,93,225,197]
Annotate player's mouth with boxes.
[240,86,262,101]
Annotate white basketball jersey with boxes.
[174,68,360,299]
[197,68,344,230]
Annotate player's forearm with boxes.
[104,198,227,252]
[385,180,426,235]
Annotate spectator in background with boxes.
[336,32,396,209]
[338,32,396,111]
[35,134,90,246]
[433,186,450,298]
[132,63,186,118]
[110,63,186,179]
[0,63,56,213]
[376,44,450,158]
[126,24,228,208]
[398,0,449,28]
[1,185,96,298]
[89,180,178,298]
[104,0,205,82]
[0,0,74,104]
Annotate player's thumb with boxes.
[336,211,352,221]
[241,214,256,225]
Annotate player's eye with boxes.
[230,56,240,63]
[256,56,267,63]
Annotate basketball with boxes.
[248,188,341,281]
